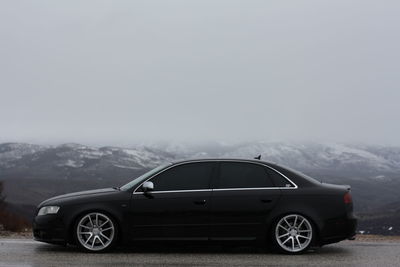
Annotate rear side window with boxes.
[264,167,294,187]
[217,162,274,189]
[149,162,214,191]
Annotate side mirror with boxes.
[142,181,154,193]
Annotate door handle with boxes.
[193,199,207,205]
[261,199,272,203]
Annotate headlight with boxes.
[38,206,60,216]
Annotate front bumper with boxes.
[33,214,68,245]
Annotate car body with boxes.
[33,159,357,253]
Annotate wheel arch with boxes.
[265,208,323,246]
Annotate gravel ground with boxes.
[0,238,399,267]
[0,230,32,239]
[355,234,400,242]
[2,230,400,242]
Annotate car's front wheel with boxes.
[272,214,314,254]
[75,212,117,252]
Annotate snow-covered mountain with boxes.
[0,142,176,171]
[230,142,400,179]
[52,143,176,170]
[1,141,400,177]
[0,143,48,168]
[151,141,400,176]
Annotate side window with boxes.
[217,162,274,189]
[264,167,294,188]
[149,162,214,191]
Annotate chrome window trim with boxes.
[133,187,294,195]
[133,189,212,195]
[212,186,295,191]
[132,159,298,194]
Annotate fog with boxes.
[1,0,399,146]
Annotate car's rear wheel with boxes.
[272,214,313,254]
[75,212,117,252]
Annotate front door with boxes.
[129,162,216,240]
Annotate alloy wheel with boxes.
[274,214,313,253]
[76,212,115,252]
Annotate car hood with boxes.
[39,188,118,207]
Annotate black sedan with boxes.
[33,159,357,253]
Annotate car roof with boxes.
[170,158,276,166]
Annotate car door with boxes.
[129,162,216,240]
[209,161,281,240]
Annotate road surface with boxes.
[0,239,399,267]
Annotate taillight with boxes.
[344,192,352,204]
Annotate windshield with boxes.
[120,163,172,191]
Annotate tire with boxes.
[271,214,314,254]
[74,211,118,252]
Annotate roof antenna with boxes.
[254,154,261,160]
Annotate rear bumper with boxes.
[320,214,357,245]
[32,214,68,245]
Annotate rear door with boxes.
[209,161,281,240]
[129,162,216,240]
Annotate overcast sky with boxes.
[1,0,399,146]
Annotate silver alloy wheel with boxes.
[275,214,313,253]
[76,212,115,251]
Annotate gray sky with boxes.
[1,0,399,146]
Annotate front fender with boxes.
[57,192,131,244]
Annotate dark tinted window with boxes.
[217,162,273,188]
[264,167,293,187]
[150,162,214,191]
